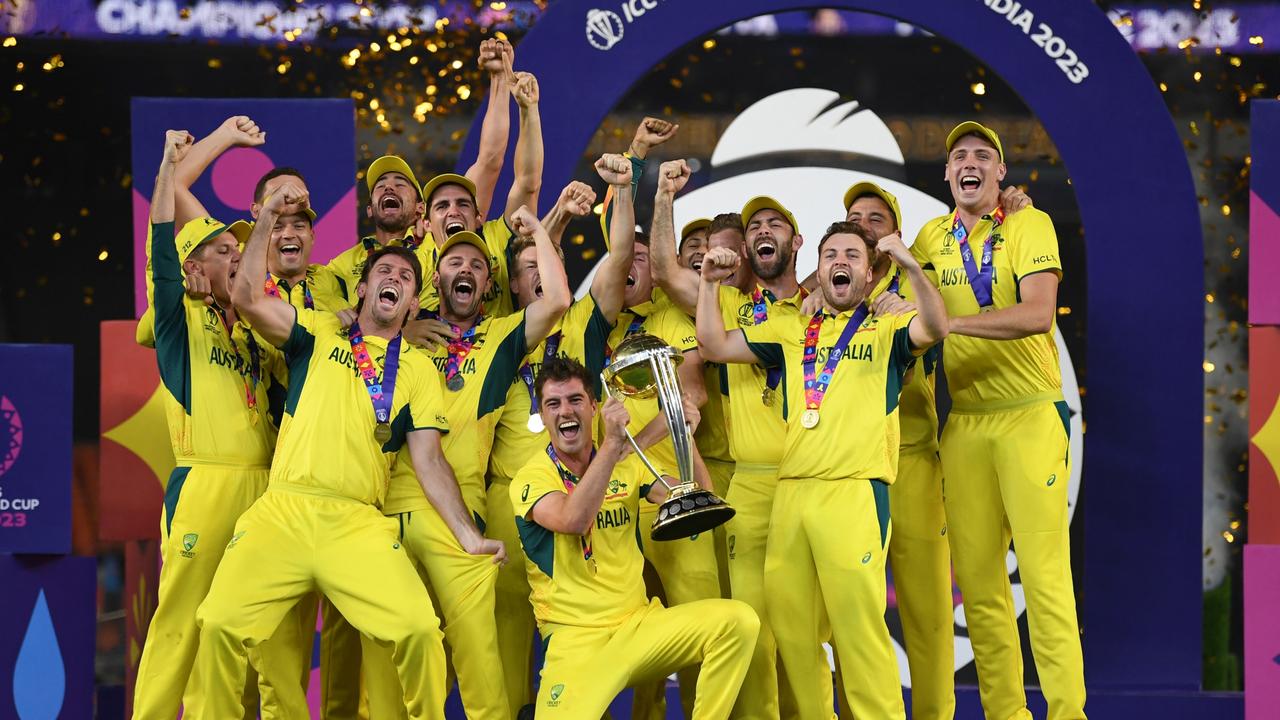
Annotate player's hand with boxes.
[700,247,739,283]
[183,266,214,305]
[871,292,915,317]
[681,396,701,435]
[594,153,632,187]
[657,159,691,196]
[999,185,1033,215]
[263,182,309,217]
[647,478,672,504]
[335,308,358,328]
[412,213,429,246]
[402,317,454,351]
[163,130,194,165]
[600,397,631,452]
[477,38,510,77]
[801,285,826,316]
[467,536,508,565]
[556,181,596,217]
[509,204,542,237]
[630,117,679,159]
[512,72,539,108]
[875,231,916,269]
[218,115,266,147]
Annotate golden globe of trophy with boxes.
[601,333,735,541]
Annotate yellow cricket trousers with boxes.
[132,465,307,720]
[363,504,507,720]
[940,401,1085,720]
[191,487,448,720]
[632,499,724,720]
[706,459,735,598]
[488,476,538,716]
[537,598,759,719]
[764,479,905,720]
[317,597,366,720]
[889,449,955,720]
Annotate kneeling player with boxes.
[512,357,759,719]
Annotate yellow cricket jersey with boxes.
[603,300,698,483]
[741,308,920,483]
[151,221,283,467]
[383,311,529,516]
[910,207,1064,412]
[327,230,435,308]
[869,268,940,454]
[718,284,807,466]
[510,449,653,631]
[272,309,449,505]
[266,265,350,313]
[695,361,732,464]
[488,294,614,482]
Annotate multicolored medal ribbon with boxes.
[519,332,562,433]
[426,311,481,392]
[751,287,801,407]
[348,321,402,444]
[800,304,869,429]
[264,273,314,310]
[213,306,262,424]
[546,443,597,574]
[951,207,1005,310]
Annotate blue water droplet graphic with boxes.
[13,590,65,720]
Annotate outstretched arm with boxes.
[466,39,513,220]
[540,181,595,249]
[949,273,1057,340]
[503,72,543,224]
[175,116,266,227]
[589,154,635,324]
[649,159,700,315]
[695,248,758,364]
[408,429,506,563]
[234,184,308,346]
[599,117,678,248]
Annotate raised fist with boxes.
[594,153,632,187]
[557,181,597,217]
[509,204,541,237]
[264,182,309,216]
[657,159,691,196]
[701,247,740,283]
[512,71,540,108]
[631,116,679,158]
[219,115,266,147]
[163,130,194,164]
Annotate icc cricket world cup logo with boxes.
[585,8,625,51]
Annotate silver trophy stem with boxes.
[651,354,695,487]
[601,383,677,492]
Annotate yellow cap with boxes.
[945,121,1004,161]
[366,155,423,200]
[679,218,712,250]
[175,217,245,264]
[435,230,491,270]
[842,182,903,231]
[422,173,478,206]
[740,196,798,232]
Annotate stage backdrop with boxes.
[467,0,1222,715]
[129,97,357,317]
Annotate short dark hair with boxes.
[534,356,593,403]
[633,229,650,247]
[254,167,307,204]
[707,213,744,239]
[356,245,423,311]
[817,221,877,265]
[510,235,564,262]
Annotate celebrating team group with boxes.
[132,37,1086,720]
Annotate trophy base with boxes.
[651,485,736,542]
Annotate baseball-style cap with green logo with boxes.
[421,172,478,206]
[435,230,491,270]
[175,217,253,264]
[366,155,424,200]
[842,182,903,231]
[945,121,1004,162]
[740,196,799,232]
[679,218,712,251]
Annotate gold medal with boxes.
[374,422,392,443]
[801,408,820,429]
[761,387,776,407]
[588,557,598,575]
[249,410,260,427]
[446,374,465,392]
[527,414,545,433]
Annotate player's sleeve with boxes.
[478,312,530,417]
[135,306,157,349]
[1011,208,1063,282]
[889,310,924,366]
[512,457,564,520]
[306,264,352,312]
[257,334,289,428]
[407,357,450,434]
[574,293,615,395]
[599,154,647,250]
[149,221,194,408]
[909,224,935,272]
[280,306,319,357]
[740,317,785,368]
[660,306,698,353]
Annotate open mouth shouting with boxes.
[959,174,982,192]
[379,194,403,213]
[444,220,467,236]
[830,267,853,294]
[625,274,636,288]
[451,275,476,304]
[753,237,777,262]
[555,417,583,443]
[376,283,401,311]
[279,242,302,261]
[690,253,705,272]
[534,281,544,299]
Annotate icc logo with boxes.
[1,395,23,479]
[585,9,625,51]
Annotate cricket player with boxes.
[360,191,572,719]
[697,218,949,719]
[911,122,1085,720]
[486,160,637,717]
[194,180,505,720]
[512,356,760,719]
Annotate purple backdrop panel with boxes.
[1250,100,1280,325]
[129,97,356,316]
[0,344,73,554]
[0,555,96,720]
[1245,545,1280,719]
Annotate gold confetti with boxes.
[1204,361,1216,372]
[98,250,109,261]
[971,82,986,96]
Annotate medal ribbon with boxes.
[802,305,869,413]
[951,207,1004,309]
[427,311,482,386]
[751,287,806,394]
[887,269,901,297]
[546,443,596,565]
[348,321,402,427]
[264,273,314,310]
[519,331,562,415]
[213,306,261,412]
